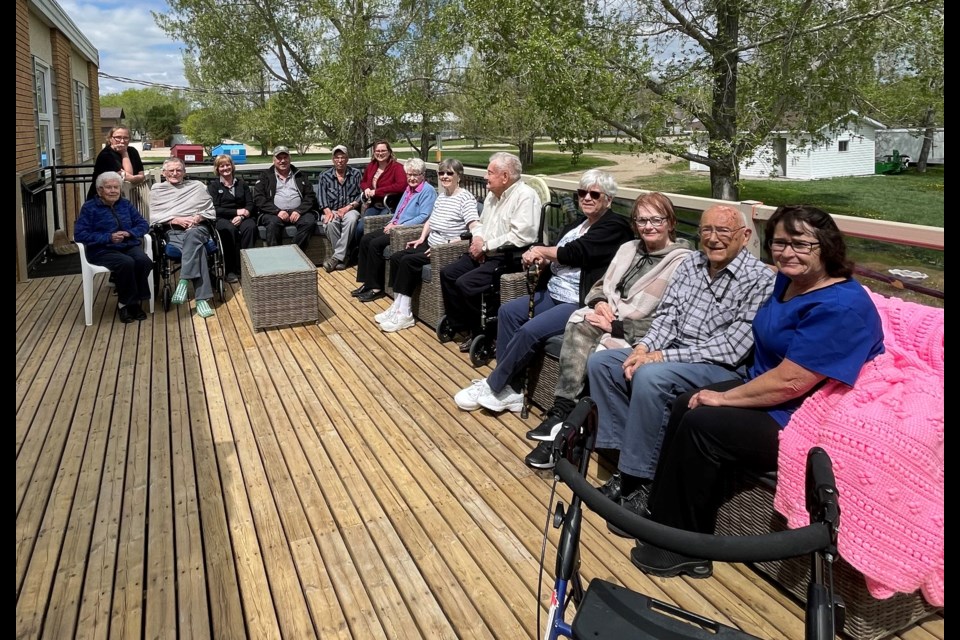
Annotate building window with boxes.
[34,58,54,167]
[838,140,849,152]
[74,81,92,161]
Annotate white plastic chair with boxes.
[77,234,155,326]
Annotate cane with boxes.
[520,262,540,419]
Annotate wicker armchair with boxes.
[715,475,940,640]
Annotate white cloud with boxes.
[59,0,189,95]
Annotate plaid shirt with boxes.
[638,250,775,368]
[317,166,362,211]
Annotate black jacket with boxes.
[252,164,318,217]
[87,146,144,200]
[539,209,634,305]
[208,176,256,220]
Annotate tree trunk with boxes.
[916,107,936,173]
[518,136,535,169]
[709,165,740,201]
[708,0,741,202]
[420,127,431,161]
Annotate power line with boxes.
[98,72,263,96]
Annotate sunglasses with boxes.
[577,189,605,200]
[437,170,456,177]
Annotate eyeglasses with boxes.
[771,239,820,254]
[698,226,744,240]
[111,136,130,141]
[406,172,424,177]
[437,170,456,177]
[374,149,389,155]
[577,189,605,200]
[634,216,667,227]
[164,168,185,174]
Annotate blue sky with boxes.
[59,0,188,95]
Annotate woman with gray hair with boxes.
[376,158,480,331]
[354,157,438,301]
[454,169,634,413]
[74,171,153,323]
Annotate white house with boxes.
[689,111,886,179]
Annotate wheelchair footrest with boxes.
[572,579,759,639]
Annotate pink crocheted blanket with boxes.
[773,290,944,606]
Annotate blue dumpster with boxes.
[211,143,247,164]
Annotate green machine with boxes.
[875,149,910,174]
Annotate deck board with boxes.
[15,268,943,639]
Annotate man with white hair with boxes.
[150,157,218,318]
[439,152,541,350]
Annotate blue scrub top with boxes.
[748,272,884,426]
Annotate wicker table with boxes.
[240,246,319,330]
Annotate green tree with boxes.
[861,4,943,172]
[467,0,938,200]
[100,88,189,141]
[155,0,449,156]
[145,104,181,144]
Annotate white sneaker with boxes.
[454,379,491,411]
[375,308,396,324]
[380,313,415,333]
[478,386,524,413]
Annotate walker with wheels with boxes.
[539,398,844,640]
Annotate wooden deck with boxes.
[16,268,943,640]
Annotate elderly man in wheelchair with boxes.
[149,157,220,318]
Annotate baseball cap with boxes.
[332,144,349,156]
[272,145,290,157]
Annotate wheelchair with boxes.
[436,200,563,368]
[541,398,843,640]
[151,219,226,312]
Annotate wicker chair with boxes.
[715,474,940,640]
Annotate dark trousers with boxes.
[439,253,511,334]
[356,230,391,289]
[215,216,258,275]
[88,245,153,306]
[647,380,781,534]
[261,212,317,250]
[389,243,431,296]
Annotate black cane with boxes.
[520,262,540,419]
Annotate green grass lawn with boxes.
[627,165,944,228]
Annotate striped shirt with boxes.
[638,250,775,368]
[427,190,480,247]
[317,166,362,211]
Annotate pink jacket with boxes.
[773,290,944,606]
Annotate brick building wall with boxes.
[15,0,39,173]
[51,29,83,235]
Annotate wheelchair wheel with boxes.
[469,335,494,367]
[217,277,226,304]
[161,284,172,312]
[436,314,457,343]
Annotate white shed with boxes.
[689,111,886,179]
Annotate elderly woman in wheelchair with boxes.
[149,157,220,318]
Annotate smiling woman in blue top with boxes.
[352,157,437,301]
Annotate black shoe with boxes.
[608,485,651,538]
[117,305,135,324]
[458,338,473,353]
[524,441,556,470]
[357,289,386,303]
[631,542,713,579]
[526,406,568,441]
[131,303,147,321]
[351,285,370,297]
[225,272,239,284]
[598,472,622,502]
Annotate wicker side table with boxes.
[241,246,319,330]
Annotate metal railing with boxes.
[18,160,944,304]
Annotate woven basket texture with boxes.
[241,246,319,330]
